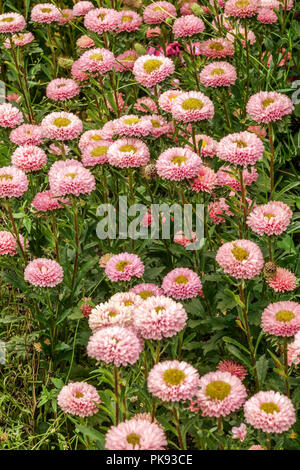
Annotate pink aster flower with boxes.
[200,61,237,88]
[117,10,142,32]
[113,115,152,137]
[158,90,182,113]
[31,3,61,23]
[41,112,82,141]
[11,145,47,173]
[257,7,278,23]
[162,267,202,300]
[156,147,201,181]
[105,252,145,282]
[32,190,69,212]
[0,12,26,33]
[107,138,150,168]
[207,200,228,225]
[57,382,100,417]
[88,300,134,332]
[84,8,120,34]
[197,38,235,59]
[46,78,80,101]
[188,134,218,158]
[143,114,172,137]
[76,35,95,49]
[173,230,198,247]
[226,25,256,47]
[261,301,300,337]
[249,445,265,450]
[110,292,143,311]
[248,125,267,138]
[232,423,247,441]
[0,103,23,128]
[79,129,109,151]
[148,360,199,402]
[49,143,70,156]
[134,295,187,340]
[78,48,115,75]
[217,360,247,381]
[130,283,163,299]
[192,371,247,417]
[0,231,27,256]
[147,26,161,37]
[73,1,94,16]
[217,166,258,191]
[81,141,111,167]
[135,97,158,114]
[101,119,118,140]
[267,268,297,293]
[225,0,260,17]
[24,258,63,287]
[247,201,292,236]
[115,50,139,72]
[217,131,264,167]
[0,166,28,198]
[216,239,264,279]
[244,391,296,434]
[246,91,294,124]
[9,124,42,146]
[143,2,177,25]
[87,325,144,366]
[49,159,96,196]
[133,55,175,88]
[172,15,205,37]
[288,331,300,367]
[191,165,217,193]
[105,417,167,450]
[171,91,214,122]
[71,59,89,82]
[4,32,34,49]
[59,9,74,25]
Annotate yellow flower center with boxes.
[57,84,66,88]
[116,260,131,272]
[1,17,14,22]
[97,13,106,20]
[41,8,52,13]
[163,368,186,386]
[202,141,208,147]
[260,402,279,414]
[143,59,162,74]
[91,135,102,141]
[169,95,177,101]
[108,311,117,318]
[172,155,187,166]
[122,55,137,62]
[91,146,108,157]
[121,15,133,22]
[151,119,161,128]
[234,140,247,148]
[209,41,224,51]
[126,433,140,447]
[64,172,77,179]
[155,306,165,313]
[210,67,225,76]
[124,300,133,306]
[205,381,231,400]
[53,117,71,127]
[75,392,84,398]
[264,213,275,220]
[262,98,274,108]
[175,275,188,284]
[138,290,153,299]
[235,0,250,7]
[123,117,140,125]
[0,174,13,181]
[182,98,204,110]
[232,246,249,261]
[90,53,103,61]
[120,144,137,153]
[275,310,295,323]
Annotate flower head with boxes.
[32,190,69,212]
[79,129,110,151]
[217,166,258,191]
[246,91,294,123]
[0,12,26,33]
[76,35,95,49]
[200,62,237,88]
[88,300,134,332]
[135,97,158,114]
[31,3,61,23]
[191,165,217,193]
[261,301,300,337]
[0,103,23,128]
[0,166,28,198]
[49,159,96,196]
[0,231,27,256]
[288,331,300,367]
[247,201,292,236]
[117,10,142,32]
[158,90,182,113]
[225,0,260,17]
[232,423,247,441]
[216,239,264,279]
[46,78,80,101]
[133,55,175,88]
[107,138,150,168]
[267,268,297,293]
[114,115,152,137]
[171,91,214,122]
[172,15,205,37]
[4,32,34,49]
[41,112,82,141]
[217,131,264,166]
[57,382,100,417]
[197,38,235,58]
[84,8,120,34]
[10,124,42,146]
[162,267,202,300]
[217,360,247,381]
[81,141,111,167]
[130,283,163,299]
[115,50,139,72]
[24,258,63,287]
[11,145,47,173]
[143,2,177,25]
[156,147,201,181]
[73,1,94,16]
[105,253,145,282]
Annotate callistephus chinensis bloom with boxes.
[133,55,175,88]
[57,382,100,417]
[217,131,264,166]
[49,159,96,196]
[32,190,69,212]
[105,253,145,282]
[79,129,109,151]
[0,103,23,128]
[191,166,217,193]
[135,97,158,114]
[73,1,94,16]
[0,231,27,256]
[107,138,150,168]
[162,267,202,299]
[81,141,111,167]
[288,331,300,367]
[217,166,258,191]
[197,38,235,58]
[172,15,205,37]
[217,360,247,381]
[246,91,294,123]
[3,32,34,49]
[31,3,61,23]
[200,62,237,88]
[267,268,297,293]
[11,145,47,172]
[171,91,214,122]
[77,48,115,75]
[247,201,292,236]
[115,50,139,72]
[113,115,152,137]
[261,301,300,337]
[143,2,177,24]
[41,112,82,141]
[46,78,80,101]
[84,8,120,34]
[216,239,264,279]
[76,35,95,49]
[158,90,182,113]
[117,10,142,32]
[225,0,260,17]
[232,423,247,441]
[24,258,63,287]
[9,124,42,146]
[130,283,163,299]
[244,391,296,434]
[88,300,134,332]
[0,12,26,33]
[156,147,201,181]
[0,166,28,198]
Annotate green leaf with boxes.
[256,354,269,387]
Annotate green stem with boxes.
[283,337,290,398]
[6,199,27,261]
[172,406,184,450]
[114,365,119,425]
[268,123,275,200]
[71,199,79,291]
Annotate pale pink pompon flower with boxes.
[41,112,82,141]
[113,115,152,138]
[88,299,135,332]
[130,283,163,299]
[57,382,100,417]
[87,325,144,366]
[73,1,94,16]
[225,0,260,17]
[172,15,205,37]
[105,252,145,282]
[76,35,95,49]
[9,124,42,146]
[4,32,34,49]
[115,50,139,72]
[191,165,217,193]
[267,267,297,293]
[217,131,265,166]
[117,10,142,33]
[232,423,247,441]
[197,38,235,59]
[105,416,167,450]
[246,91,294,123]
[147,360,200,402]
[156,147,201,181]
[32,190,69,212]
[261,301,300,337]
[191,371,247,417]
[31,3,61,23]
[81,141,111,167]
[134,295,187,340]
[0,166,28,198]
[171,91,214,122]
[24,258,63,287]
[0,103,23,128]
[107,138,150,168]
[244,391,296,434]
[247,201,292,236]
[216,239,264,279]
[0,12,26,33]
[217,166,258,191]
[200,62,237,88]
[162,267,202,300]
[143,2,177,25]
[48,159,96,197]
[288,330,300,367]
[217,360,247,381]
[84,8,120,34]
[248,445,265,450]
[135,97,158,114]
[133,55,175,88]
[0,231,27,256]
[158,90,182,113]
[11,145,47,173]
[46,78,80,101]
[77,48,115,75]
